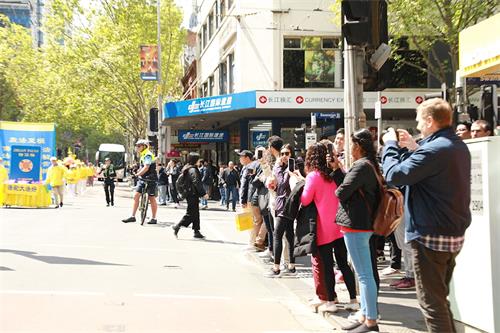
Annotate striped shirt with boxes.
[418,234,465,253]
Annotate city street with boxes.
[0,183,332,333]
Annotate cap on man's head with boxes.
[237,150,253,158]
[135,139,149,146]
[104,157,111,161]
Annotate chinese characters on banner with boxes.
[140,45,159,81]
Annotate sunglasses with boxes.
[281,151,290,156]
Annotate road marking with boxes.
[134,293,232,301]
[0,290,105,296]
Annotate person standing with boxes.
[222,161,240,211]
[198,159,209,209]
[382,98,471,333]
[157,161,169,205]
[471,119,492,138]
[172,152,208,239]
[99,157,116,206]
[166,159,180,208]
[66,164,78,197]
[217,164,227,206]
[455,121,472,140]
[45,157,67,208]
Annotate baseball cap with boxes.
[236,150,253,158]
[135,139,149,146]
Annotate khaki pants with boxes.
[250,205,267,247]
[52,185,64,205]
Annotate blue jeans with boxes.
[200,184,209,206]
[344,231,378,320]
[225,185,238,210]
[219,186,226,205]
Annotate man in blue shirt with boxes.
[382,98,471,333]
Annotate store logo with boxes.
[415,96,424,104]
[255,133,267,141]
[296,96,304,104]
[380,96,388,104]
[259,96,268,104]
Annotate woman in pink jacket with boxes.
[295,143,358,313]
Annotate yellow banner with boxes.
[4,183,43,195]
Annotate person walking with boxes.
[332,129,382,333]
[45,157,67,208]
[222,161,239,211]
[292,143,358,313]
[198,159,209,209]
[172,152,208,239]
[166,159,180,208]
[100,157,116,207]
[157,161,169,205]
[382,98,471,333]
[217,164,227,206]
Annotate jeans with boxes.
[411,241,458,333]
[104,182,115,204]
[177,195,200,231]
[394,220,414,278]
[273,216,295,265]
[344,231,378,320]
[226,185,238,210]
[201,184,209,206]
[219,186,226,205]
[263,213,274,252]
[158,184,168,204]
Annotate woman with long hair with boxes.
[332,129,382,333]
[293,143,358,313]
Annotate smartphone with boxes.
[288,158,295,172]
[327,143,334,156]
[257,149,263,159]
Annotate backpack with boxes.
[176,167,195,199]
[361,162,404,237]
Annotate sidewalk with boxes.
[247,249,427,333]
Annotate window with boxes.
[214,3,219,29]
[208,75,215,96]
[202,23,208,49]
[228,53,235,93]
[283,36,338,88]
[219,62,227,95]
[227,0,233,10]
[202,81,208,97]
[208,12,214,39]
[220,0,226,22]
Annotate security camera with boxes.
[369,43,391,71]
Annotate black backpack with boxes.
[176,167,195,199]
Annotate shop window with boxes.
[219,62,227,95]
[228,53,235,93]
[283,36,337,88]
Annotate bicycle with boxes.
[138,178,155,225]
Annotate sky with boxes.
[174,0,192,28]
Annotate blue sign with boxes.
[165,91,256,119]
[0,122,56,181]
[315,112,342,120]
[251,131,269,148]
[10,146,42,181]
[178,130,229,143]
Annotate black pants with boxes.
[369,235,381,290]
[263,213,274,252]
[169,183,179,203]
[388,232,402,269]
[273,216,294,265]
[177,195,200,231]
[104,182,115,204]
[411,241,458,333]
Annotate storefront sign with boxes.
[256,91,436,110]
[315,112,342,120]
[251,131,269,148]
[165,91,256,118]
[178,130,229,143]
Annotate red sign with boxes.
[296,96,304,104]
[259,96,268,104]
[380,96,388,104]
[415,96,424,104]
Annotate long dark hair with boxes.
[351,129,382,178]
[305,143,333,182]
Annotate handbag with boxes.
[235,208,253,231]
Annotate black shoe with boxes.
[172,225,180,238]
[342,321,363,331]
[111,202,114,206]
[232,208,236,212]
[59,202,63,207]
[347,323,379,333]
[54,205,59,209]
[147,219,157,224]
[106,203,110,207]
[122,216,136,223]
[193,231,205,239]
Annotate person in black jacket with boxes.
[100,157,116,207]
[172,153,208,239]
[331,129,381,333]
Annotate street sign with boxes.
[305,132,317,148]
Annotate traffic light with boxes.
[342,0,388,48]
[480,85,498,126]
[149,107,159,132]
[293,128,306,152]
[148,135,158,155]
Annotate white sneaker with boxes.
[344,300,360,311]
[380,266,402,276]
[308,298,326,313]
[347,310,381,322]
[318,301,338,313]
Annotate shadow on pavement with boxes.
[182,238,247,246]
[0,266,15,271]
[0,249,129,266]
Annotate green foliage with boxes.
[0,0,185,157]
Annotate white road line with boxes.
[134,293,232,300]
[0,290,105,296]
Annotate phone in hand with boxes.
[257,149,263,159]
[288,158,295,172]
[327,143,334,156]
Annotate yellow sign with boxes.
[459,13,500,77]
[5,183,42,195]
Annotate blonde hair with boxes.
[417,98,452,128]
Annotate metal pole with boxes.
[156,0,163,161]
[376,91,382,151]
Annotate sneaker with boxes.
[348,310,382,322]
[390,277,407,287]
[264,268,281,278]
[318,301,338,313]
[54,205,59,209]
[59,202,63,207]
[308,298,326,313]
[122,216,136,223]
[347,323,379,333]
[193,231,205,239]
[106,204,110,207]
[172,225,180,238]
[232,208,236,212]
[335,271,344,284]
[147,219,157,224]
[111,202,114,206]
[282,267,297,276]
[344,299,360,311]
[175,203,180,209]
[381,267,401,276]
[201,205,208,210]
[394,277,415,290]
[377,255,386,263]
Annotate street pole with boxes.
[376,91,382,152]
[156,0,163,161]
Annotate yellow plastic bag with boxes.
[235,211,253,231]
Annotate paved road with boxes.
[0,184,332,333]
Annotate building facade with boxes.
[0,0,43,47]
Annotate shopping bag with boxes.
[235,211,253,231]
